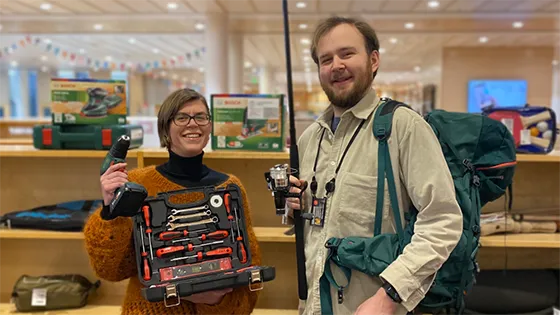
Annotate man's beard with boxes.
[321,61,374,111]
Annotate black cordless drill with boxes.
[101,135,148,218]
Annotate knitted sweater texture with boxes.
[84,165,261,315]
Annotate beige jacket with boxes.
[295,88,463,315]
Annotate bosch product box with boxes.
[132,184,275,306]
[210,94,285,152]
[33,124,143,150]
[50,78,127,125]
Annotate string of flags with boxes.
[0,35,205,72]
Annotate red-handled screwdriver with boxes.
[171,230,229,244]
[224,193,235,243]
[159,228,210,241]
[156,240,225,258]
[142,205,153,260]
[170,247,233,262]
[139,225,151,280]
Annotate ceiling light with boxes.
[93,24,103,30]
[40,3,52,10]
[160,71,167,77]
[303,56,310,62]
[296,2,307,9]
[105,56,112,61]
[44,38,51,44]
[244,61,252,68]
[79,49,86,54]
[153,48,160,54]
[512,21,524,29]
[10,61,18,67]
[41,66,48,72]
[404,22,414,29]
[414,66,421,72]
[40,55,47,61]
[199,67,204,72]
[172,74,178,80]
[479,36,488,43]
[379,48,386,54]
[300,38,310,45]
[167,2,177,9]
[428,1,440,8]
[299,24,308,30]
[182,77,188,82]
[128,38,136,44]
[553,60,559,66]
[303,48,310,54]
[389,38,398,44]
[305,67,310,72]
[195,23,205,31]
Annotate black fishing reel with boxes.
[264,164,308,224]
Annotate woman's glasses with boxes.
[173,113,211,126]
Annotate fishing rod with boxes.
[281,0,308,301]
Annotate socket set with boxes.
[132,184,275,307]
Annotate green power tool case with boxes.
[33,124,144,150]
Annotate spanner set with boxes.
[132,184,275,307]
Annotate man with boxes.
[286,16,463,315]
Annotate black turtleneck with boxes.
[155,149,229,188]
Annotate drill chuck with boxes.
[100,135,130,175]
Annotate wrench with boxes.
[168,210,212,223]
[170,205,209,216]
[166,216,218,231]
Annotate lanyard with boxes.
[310,119,366,198]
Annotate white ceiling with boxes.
[0,0,558,85]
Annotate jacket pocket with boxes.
[334,172,389,238]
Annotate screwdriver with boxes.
[156,240,225,258]
[170,247,233,262]
[171,230,229,244]
[142,205,153,260]
[159,228,210,241]
[139,225,151,281]
[224,193,235,243]
[233,202,247,264]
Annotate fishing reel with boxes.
[264,164,308,224]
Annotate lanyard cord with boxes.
[310,119,366,196]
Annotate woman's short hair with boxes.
[157,88,210,148]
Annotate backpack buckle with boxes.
[472,175,480,186]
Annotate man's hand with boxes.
[285,175,307,212]
[354,287,398,315]
[181,288,232,305]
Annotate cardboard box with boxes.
[50,78,127,125]
[211,94,285,151]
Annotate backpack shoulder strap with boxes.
[372,98,410,238]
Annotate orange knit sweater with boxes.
[84,165,262,315]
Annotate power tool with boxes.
[101,135,148,218]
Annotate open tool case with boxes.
[132,184,275,307]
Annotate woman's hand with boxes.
[100,162,128,206]
[181,288,233,305]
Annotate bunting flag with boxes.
[0,35,205,73]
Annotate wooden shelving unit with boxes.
[1,145,558,310]
[0,303,298,315]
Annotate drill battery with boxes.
[33,124,144,150]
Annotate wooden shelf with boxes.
[141,147,289,160]
[516,150,560,163]
[0,139,33,145]
[480,233,560,248]
[0,304,297,315]
[0,145,140,158]
[2,228,558,248]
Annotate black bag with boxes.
[0,200,102,231]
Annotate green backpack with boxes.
[319,99,517,314]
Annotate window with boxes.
[57,70,75,79]
[28,70,38,117]
[8,70,23,118]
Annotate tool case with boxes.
[33,124,143,150]
[132,183,275,307]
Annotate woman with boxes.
[84,88,262,315]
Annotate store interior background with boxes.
[0,0,559,144]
